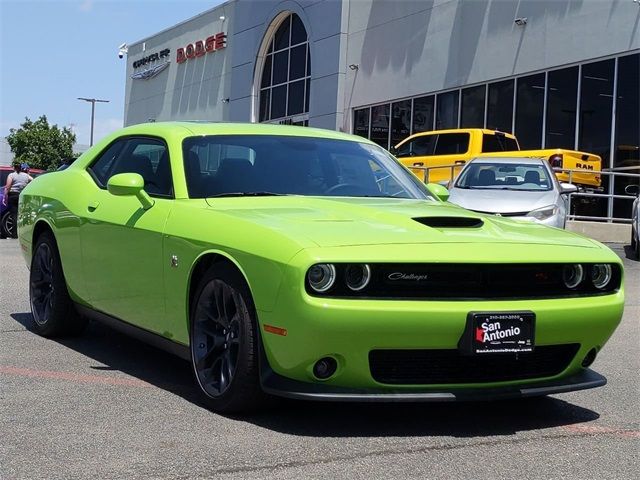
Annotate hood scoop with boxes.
[413,216,484,228]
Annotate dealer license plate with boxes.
[471,312,535,354]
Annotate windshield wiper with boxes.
[209,191,288,198]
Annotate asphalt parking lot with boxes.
[0,239,638,480]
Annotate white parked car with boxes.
[448,157,578,229]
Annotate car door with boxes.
[394,134,437,181]
[80,136,174,333]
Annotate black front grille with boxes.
[305,263,622,299]
[369,344,580,385]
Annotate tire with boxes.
[1,211,14,238]
[189,262,268,413]
[29,231,87,337]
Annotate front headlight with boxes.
[307,264,336,293]
[527,205,558,221]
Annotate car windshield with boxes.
[182,135,433,200]
[455,162,553,191]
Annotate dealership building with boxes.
[124,0,640,219]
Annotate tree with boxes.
[6,115,76,171]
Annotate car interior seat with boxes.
[524,170,541,185]
[477,169,496,186]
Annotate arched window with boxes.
[259,13,310,125]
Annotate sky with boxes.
[0,0,224,147]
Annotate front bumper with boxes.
[261,366,606,402]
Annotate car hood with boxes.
[204,196,594,249]
[448,188,558,214]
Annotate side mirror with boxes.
[625,184,639,196]
[560,183,578,195]
[426,182,450,202]
[107,173,154,210]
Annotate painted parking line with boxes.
[0,365,151,388]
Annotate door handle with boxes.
[454,160,466,165]
[413,162,424,167]
[87,201,100,212]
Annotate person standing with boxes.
[1,161,33,239]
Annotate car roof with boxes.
[468,156,545,165]
[113,121,374,144]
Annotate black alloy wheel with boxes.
[29,231,86,336]
[1,211,14,238]
[190,262,266,412]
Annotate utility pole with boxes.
[77,97,110,146]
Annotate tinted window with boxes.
[259,13,310,122]
[88,137,172,197]
[412,95,434,133]
[182,135,432,200]
[390,100,411,147]
[487,80,514,132]
[460,85,486,128]
[434,133,469,155]
[353,108,370,139]
[613,54,640,218]
[436,90,459,129]
[546,67,578,148]
[515,73,545,149]
[482,134,519,153]
[370,104,390,148]
[395,135,436,157]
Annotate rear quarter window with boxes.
[482,134,519,152]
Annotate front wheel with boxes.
[190,262,267,413]
[1,211,14,238]
[29,231,86,336]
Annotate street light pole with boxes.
[77,97,109,146]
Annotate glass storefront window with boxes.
[370,104,390,148]
[259,14,310,123]
[353,108,370,139]
[412,95,434,133]
[390,100,412,147]
[515,73,545,149]
[435,91,459,130]
[613,54,640,219]
[460,85,485,128]
[487,80,514,133]
[545,67,578,149]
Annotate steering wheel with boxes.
[324,183,368,195]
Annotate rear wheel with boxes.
[29,231,86,336]
[190,262,267,413]
[1,211,14,238]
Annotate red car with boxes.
[1,165,45,237]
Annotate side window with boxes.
[88,137,172,197]
[88,140,126,186]
[396,136,436,157]
[434,133,470,155]
[482,134,519,152]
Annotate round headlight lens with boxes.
[307,264,336,293]
[345,264,371,291]
[591,264,612,289]
[563,264,584,289]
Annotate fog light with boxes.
[345,264,371,291]
[582,348,598,367]
[308,264,336,293]
[313,357,337,379]
[563,264,584,289]
[591,264,612,289]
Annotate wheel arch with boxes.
[32,219,56,253]
[186,250,255,330]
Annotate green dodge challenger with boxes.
[18,122,624,412]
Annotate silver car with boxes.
[448,157,578,229]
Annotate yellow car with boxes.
[391,129,601,188]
